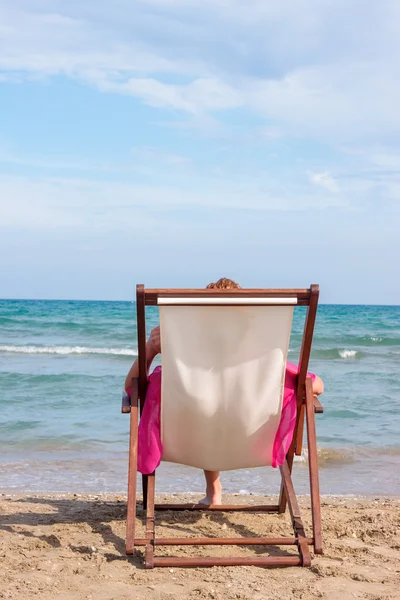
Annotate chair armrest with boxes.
[313,396,324,414]
[121,377,139,414]
[121,390,131,413]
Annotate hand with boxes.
[312,375,324,396]
[147,326,161,356]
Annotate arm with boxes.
[312,375,324,396]
[286,361,324,396]
[124,326,161,392]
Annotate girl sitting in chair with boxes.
[124,278,324,505]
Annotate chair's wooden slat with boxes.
[137,285,149,510]
[133,536,313,546]
[136,285,148,416]
[154,503,280,512]
[280,284,319,512]
[295,285,319,456]
[295,404,306,457]
[121,377,138,414]
[298,538,311,567]
[279,461,311,566]
[152,556,302,568]
[306,377,323,554]
[145,288,310,294]
[125,387,139,554]
[280,462,301,520]
[145,473,156,569]
[142,288,312,306]
[313,396,324,413]
[121,395,131,414]
[297,284,320,400]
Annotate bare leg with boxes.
[199,470,222,505]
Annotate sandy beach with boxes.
[1,493,399,600]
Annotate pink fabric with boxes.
[137,366,163,475]
[135,363,315,474]
[271,362,316,468]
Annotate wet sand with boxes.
[1,493,399,600]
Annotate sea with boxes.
[1,300,399,498]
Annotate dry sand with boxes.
[1,493,399,600]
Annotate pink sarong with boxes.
[135,363,315,474]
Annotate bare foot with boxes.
[199,494,222,505]
[199,484,222,505]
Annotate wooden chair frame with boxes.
[122,284,323,568]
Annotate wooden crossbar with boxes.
[132,536,314,546]
[153,503,280,512]
[143,288,312,306]
[152,556,302,567]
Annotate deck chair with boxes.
[122,284,323,568]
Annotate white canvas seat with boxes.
[159,303,294,471]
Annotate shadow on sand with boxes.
[0,495,296,566]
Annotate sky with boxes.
[0,1,399,304]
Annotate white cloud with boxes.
[361,149,400,174]
[0,4,207,79]
[130,146,191,165]
[1,1,400,142]
[0,146,191,173]
[0,149,124,173]
[309,172,339,194]
[101,77,242,113]
[255,63,400,139]
[0,171,347,233]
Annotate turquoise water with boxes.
[0,299,399,496]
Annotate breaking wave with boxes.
[295,445,400,465]
[311,348,361,359]
[338,349,358,359]
[0,345,137,357]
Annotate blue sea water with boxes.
[0,299,399,497]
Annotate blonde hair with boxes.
[206,277,241,290]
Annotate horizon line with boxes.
[1,297,399,307]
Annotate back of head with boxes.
[206,277,241,290]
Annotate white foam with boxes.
[294,452,307,463]
[0,345,137,357]
[339,349,358,359]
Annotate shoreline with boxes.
[1,493,399,600]
[2,444,400,499]
[2,446,400,498]
[2,490,400,500]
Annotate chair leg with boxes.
[126,397,139,554]
[305,379,323,554]
[145,472,156,569]
[278,463,289,513]
[280,461,311,567]
[295,405,305,456]
[279,394,305,514]
[278,431,298,513]
[142,474,148,510]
